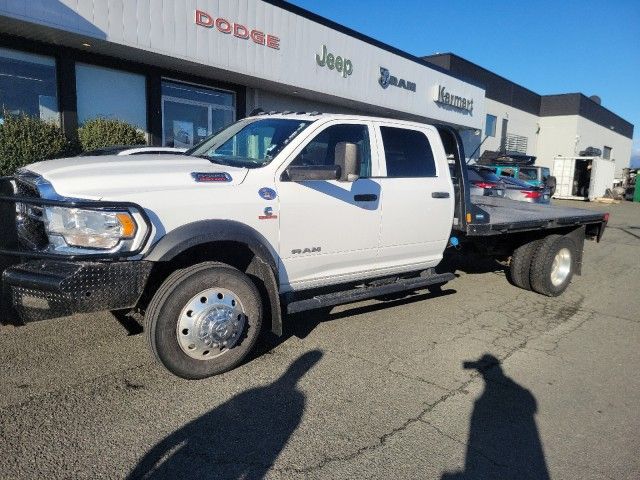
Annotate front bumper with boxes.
[2,260,152,323]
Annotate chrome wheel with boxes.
[550,247,572,287]
[177,288,246,360]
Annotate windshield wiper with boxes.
[191,154,231,166]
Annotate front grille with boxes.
[14,176,49,250]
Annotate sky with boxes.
[289,0,640,167]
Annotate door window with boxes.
[162,80,235,148]
[290,124,372,177]
[380,127,436,177]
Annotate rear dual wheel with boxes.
[509,239,542,290]
[509,235,576,296]
[530,235,576,296]
[145,262,263,379]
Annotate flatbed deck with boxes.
[465,196,607,235]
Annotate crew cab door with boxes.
[276,121,381,290]
[374,122,454,269]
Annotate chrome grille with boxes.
[15,176,49,250]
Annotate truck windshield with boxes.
[187,118,312,168]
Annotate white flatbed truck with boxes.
[0,113,608,378]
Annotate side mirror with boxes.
[285,165,340,182]
[335,142,360,182]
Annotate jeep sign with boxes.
[316,45,353,78]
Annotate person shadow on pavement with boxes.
[441,354,550,480]
[127,350,323,480]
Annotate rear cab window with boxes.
[379,126,436,177]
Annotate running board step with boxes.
[286,271,455,314]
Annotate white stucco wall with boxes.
[0,0,485,129]
[246,88,359,115]
[464,98,540,160]
[482,99,539,156]
[537,115,632,177]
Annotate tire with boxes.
[145,262,263,379]
[508,239,542,291]
[530,235,576,297]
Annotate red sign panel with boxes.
[195,10,280,50]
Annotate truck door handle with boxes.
[432,192,450,199]
[354,194,378,202]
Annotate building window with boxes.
[161,80,235,148]
[0,47,58,124]
[485,114,497,137]
[603,146,612,160]
[76,63,147,131]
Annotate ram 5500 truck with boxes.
[0,113,607,379]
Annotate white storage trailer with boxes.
[552,156,616,201]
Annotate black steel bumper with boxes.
[2,260,152,323]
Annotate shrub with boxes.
[0,113,73,176]
[78,117,146,152]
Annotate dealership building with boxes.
[0,0,633,181]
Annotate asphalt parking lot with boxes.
[1,199,638,479]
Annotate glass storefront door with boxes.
[161,80,235,148]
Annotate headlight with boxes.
[44,206,138,250]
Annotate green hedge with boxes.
[0,113,73,176]
[78,117,146,151]
[0,115,147,176]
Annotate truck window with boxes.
[541,168,550,180]
[518,168,538,181]
[501,167,515,178]
[380,127,436,177]
[290,124,372,177]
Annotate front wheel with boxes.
[145,262,263,379]
[530,235,576,297]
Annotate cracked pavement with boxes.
[1,199,638,479]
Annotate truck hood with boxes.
[24,154,249,199]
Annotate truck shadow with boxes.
[127,350,323,480]
[255,287,456,350]
[437,251,507,276]
[441,354,550,480]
